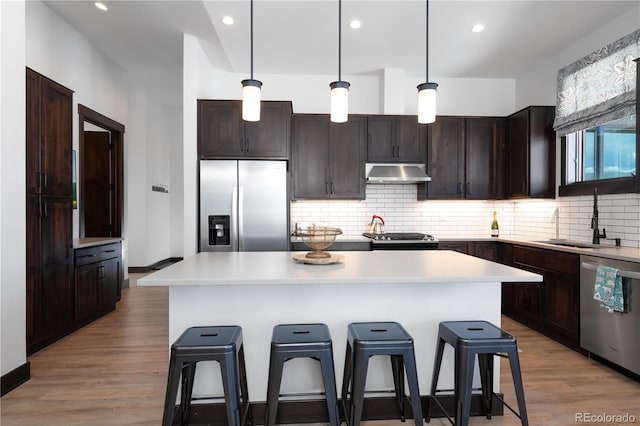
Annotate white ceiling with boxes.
[43,0,637,80]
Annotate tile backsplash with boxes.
[291,185,640,248]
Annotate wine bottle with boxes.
[491,211,499,237]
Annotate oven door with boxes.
[371,241,439,250]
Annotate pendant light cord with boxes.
[250,0,254,80]
[425,0,429,82]
[338,0,342,81]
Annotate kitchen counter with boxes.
[139,250,541,412]
[439,236,640,263]
[73,237,122,249]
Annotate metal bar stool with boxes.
[162,326,251,426]
[425,320,528,426]
[341,321,424,426]
[264,323,340,426]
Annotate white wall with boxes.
[515,4,640,108]
[1,0,27,378]
[25,0,129,249]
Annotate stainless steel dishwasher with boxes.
[580,255,640,376]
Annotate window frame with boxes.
[559,127,639,196]
[559,57,639,197]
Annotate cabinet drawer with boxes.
[74,247,100,267]
[99,243,121,261]
[512,245,578,276]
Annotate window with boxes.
[561,115,637,195]
[565,115,636,184]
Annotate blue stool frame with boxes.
[162,326,251,426]
[426,320,528,426]
[341,321,424,426]
[264,323,340,426]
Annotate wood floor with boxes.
[1,273,639,425]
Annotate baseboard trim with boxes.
[1,362,30,397]
[129,257,183,273]
[170,394,504,425]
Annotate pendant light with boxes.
[241,0,262,121]
[417,0,438,124]
[330,0,350,123]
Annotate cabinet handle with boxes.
[330,182,334,194]
[240,137,244,152]
[325,181,330,195]
[42,172,48,189]
[466,182,471,196]
[42,200,48,218]
[78,254,97,259]
[457,182,462,195]
[103,250,116,253]
[395,146,400,158]
[245,138,249,153]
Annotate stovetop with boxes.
[362,232,437,242]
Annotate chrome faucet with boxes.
[591,188,606,244]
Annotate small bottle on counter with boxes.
[491,211,499,237]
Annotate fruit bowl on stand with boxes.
[297,226,342,260]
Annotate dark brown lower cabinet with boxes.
[502,244,580,349]
[26,194,74,355]
[74,242,122,325]
[438,240,498,261]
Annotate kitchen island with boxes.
[139,250,541,419]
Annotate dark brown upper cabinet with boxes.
[506,106,556,199]
[419,116,505,200]
[292,114,367,200]
[26,68,73,198]
[197,100,292,159]
[367,116,426,163]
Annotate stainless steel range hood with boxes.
[365,163,432,184]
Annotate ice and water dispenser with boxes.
[208,215,230,246]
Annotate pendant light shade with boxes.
[242,0,262,122]
[330,0,350,123]
[242,79,262,122]
[417,0,438,124]
[330,81,350,123]
[417,82,438,124]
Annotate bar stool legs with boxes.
[341,322,423,426]
[264,323,340,426]
[162,326,251,426]
[426,321,528,426]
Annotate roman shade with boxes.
[553,28,640,136]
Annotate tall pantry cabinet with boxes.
[25,68,74,355]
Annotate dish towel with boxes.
[593,265,625,313]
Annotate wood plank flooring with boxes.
[1,273,638,425]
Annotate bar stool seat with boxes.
[162,326,251,426]
[341,321,424,426]
[426,320,528,426]
[264,323,340,426]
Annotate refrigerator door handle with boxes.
[231,186,239,251]
[238,186,245,251]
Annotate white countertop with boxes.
[73,237,122,249]
[138,250,541,287]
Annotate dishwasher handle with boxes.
[581,261,640,280]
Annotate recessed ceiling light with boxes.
[221,16,234,26]
[472,24,484,33]
[94,2,107,11]
[349,20,361,29]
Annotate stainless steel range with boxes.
[362,232,439,250]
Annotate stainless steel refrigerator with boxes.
[199,160,289,252]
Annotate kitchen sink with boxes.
[534,239,605,249]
